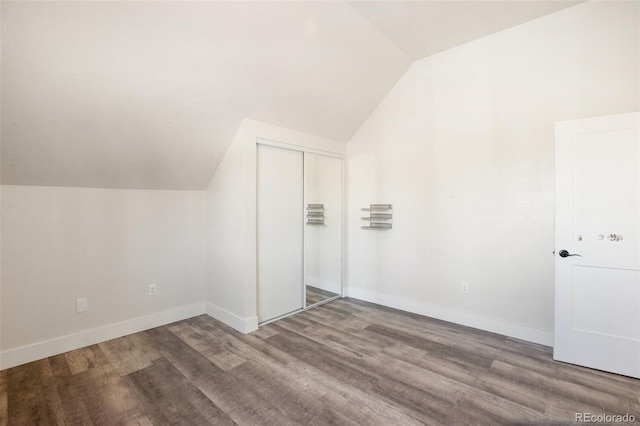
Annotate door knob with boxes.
[559,249,581,258]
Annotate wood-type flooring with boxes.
[305,286,338,307]
[2,298,639,425]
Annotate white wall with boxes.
[347,1,639,345]
[206,118,344,332]
[206,122,255,331]
[1,185,206,368]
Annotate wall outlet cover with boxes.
[76,298,88,313]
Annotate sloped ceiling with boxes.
[1,1,581,190]
[348,1,583,60]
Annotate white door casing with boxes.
[554,111,640,378]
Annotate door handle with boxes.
[558,249,581,258]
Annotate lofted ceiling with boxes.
[348,1,583,60]
[1,1,581,190]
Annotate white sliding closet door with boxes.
[257,144,304,323]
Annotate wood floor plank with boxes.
[303,323,389,357]
[266,325,377,390]
[64,345,111,375]
[266,326,449,425]
[193,366,292,426]
[490,359,640,416]
[228,360,324,424]
[305,286,337,306]
[0,370,7,426]
[4,298,639,425]
[316,389,422,426]
[98,332,161,376]
[316,300,366,317]
[306,404,361,426]
[6,359,64,426]
[48,354,94,425]
[275,322,367,361]
[127,357,236,426]
[277,314,318,330]
[349,298,515,350]
[168,321,246,371]
[490,345,640,399]
[247,324,280,341]
[70,360,151,425]
[302,307,371,333]
[232,332,296,366]
[144,325,225,381]
[186,316,232,345]
[283,360,427,426]
[190,316,299,369]
[454,391,547,426]
[381,341,485,385]
[357,309,510,357]
[366,323,495,369]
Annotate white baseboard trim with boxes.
[0,302,206,371]
[346,287,554,346]
[206,302,258,334]
[306,275,341,294]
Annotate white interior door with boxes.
[257,144,304,323]
[555,111,640,378]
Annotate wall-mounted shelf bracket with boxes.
[306,204,325,225]
[361,204,393,230]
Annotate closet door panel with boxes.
[257,144,304,323]
[304,153,342,306]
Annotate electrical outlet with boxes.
[461,282,469,294]
[76,298,88,313]
[149,284,157,296]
